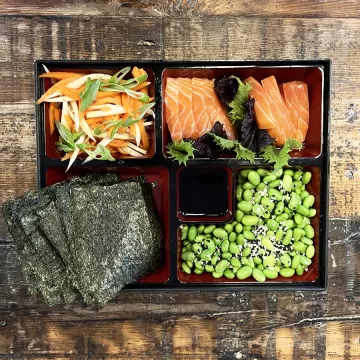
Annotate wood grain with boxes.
[0,0,359,18]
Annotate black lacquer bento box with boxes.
[35,60,331,291]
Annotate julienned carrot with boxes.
[49,103,55,134]
[96,91,119,100]
[132,81,150,91]
[54,107,61,121]
[121,93,132,114]
[65,114,73,129]
[94,97,121,106]
[37,77,80,104]
[108,139,127,148]
[39,72,85,80]
[129,124,136,137]
[61,152,73,161]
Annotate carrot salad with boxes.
[37,66,155,171]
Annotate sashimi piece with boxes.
[201,79,236,140]
[178,78,198,139]
[244,77,276,130]
[164,78,182,141]
[261,76,295,146]
[192,78,210,135]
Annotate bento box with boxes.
[35,60,331,291]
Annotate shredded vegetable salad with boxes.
[37,65,155,171]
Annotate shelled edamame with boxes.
[180,168,316,282]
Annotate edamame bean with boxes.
[197,225,205,234]
[213,228,228,239]
[300,255,312,267]
[282,229,293,246]
[269,179,281,188]
[262,209,271,219]
[257,264,265,271]
[181,251,195,261]
[236,266,252,280]
[212,271,224,278]
[300,190,310,200]
[215,260,229,273]
[294,213,303,225]
[243,225,251,231]
[240,169,251,178]
[263,255,275,268]
[224,268,235,279]
[294,170,303,181]
[229,242,241,255]
[248,170,261,186]
[296,205,310,217]
[306,245,315,259]
[195,235,205,243]
[257,182,266,191]
[274,168,283,178]
[308,209,317,217]
[303,195,315,208]
[242,215,259,226]
[275,229,284,242]
[188,226,197,241]
[204,225,216,234]
[236,185,243,201]
[204,238,216,252]
[211,253,219,266]
[242,247,251,257]
[192,243,202,254]
[229,232,237,242]
[267,219,279,231]
[213,237,222,246]
[280,268,295,277]
[186,260,193,268]
[280,253,291,267]
[224,224,234,233]
[257,168,269,177]
[295,188,302,196]
[292,180,302,190]
[252,204,263,216]
[222,252,232,259]
[185,244,192,251]
[267,230,275,238]
[288,193,301,210]
[275,202,284,215]
[243,230,255,240]
[302,171,312,184]
[254,192,262,204]
[221,239,230,253]
[200,249,213,261]
[194,261,204,270]
[276,213,289,223]
[261,197,273,210]
[243,189,253,201]
[284,169,294,176]
[268,188,282,201]
[205,264,214,272]
[236,210,245,223]
[263,174,276,184]
[253,257,262,265]
[182,262,191,274]
[252,268,266,282]
[194,268,204,275]
[243,182,256,190]
[238,201,253,213]
[301,237,313,245]
[294,241,307,253]
[181,225,189,240]
[262,237,274,251]
[304,224,315,239]
[182,247,187,253]
[291,254,301,269]
[293,228,303,241]
[295,265,304,276]
[231,258,241,268]
[263,268,279,279]
[235,223,243,234]
[183,240,190,246]
[284,220,294,229]
[236,234,245,245]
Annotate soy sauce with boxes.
[179,168,228,217]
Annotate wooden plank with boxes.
[0,16,162,104]
[0,0,359,18]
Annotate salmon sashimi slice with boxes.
[164,77,236,141]
[201,79,236,140]
[244,77,276,130]
[164,78,182,141]
[178,78,198,139]
[261,76,296,146]
[192,78,210,135]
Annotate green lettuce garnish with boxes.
[228,76,252,124]
[167,140,196,166]
[261,138,303,173]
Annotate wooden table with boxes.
[0,1,359,359]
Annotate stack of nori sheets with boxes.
[2,174,162,306]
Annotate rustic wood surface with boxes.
[0,1,359,359]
